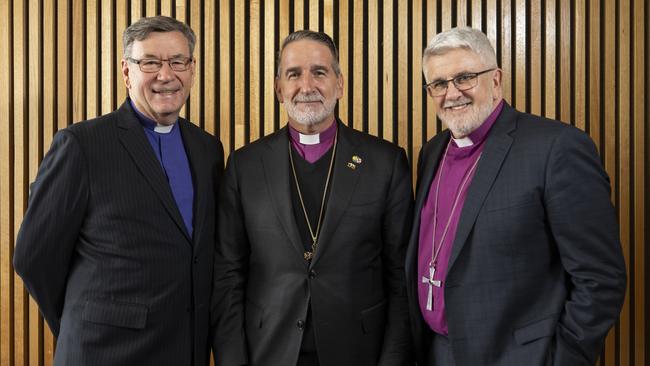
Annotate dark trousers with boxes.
[427,333,456,366]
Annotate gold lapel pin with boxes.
[346,162,356,170]
[352,155,362,164]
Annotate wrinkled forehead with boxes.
[423,48,486,81]
[130,31,191,57]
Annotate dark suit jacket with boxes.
[13,100,223,366]
[212,121,413,366]
[406,103,626,366]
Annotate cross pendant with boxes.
[421,266,441,311]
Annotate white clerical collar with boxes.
[452,135,474,147]
[154,124,174,134]
[299,132,320,145]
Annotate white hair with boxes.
[422,27,497,70]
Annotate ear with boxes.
[274,77,284,103]
[335,73,344,100]
[121,59,131,89]
[491,68,503,100]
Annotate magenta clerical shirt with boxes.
[288,119,337,163]
[418,100,504,335]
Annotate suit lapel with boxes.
[310,122,362,267]
[405,132,449,281]
[179,120,207,248]
[116,101,192,244]
[447,105,517,271]
[262,128,306,261]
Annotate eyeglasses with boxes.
[127,57,194,73]
[424,68,495,97]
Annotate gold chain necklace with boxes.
[288,131,338,261]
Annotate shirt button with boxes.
[297,320,305,330]
[308,270,316,279]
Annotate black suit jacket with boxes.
[13,100,223,366]
[212,121,413,366]
[405,103,626,366]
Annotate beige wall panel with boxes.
[0,1,647,365]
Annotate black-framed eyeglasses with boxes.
[127,56,194,73]
[424,68,495,97]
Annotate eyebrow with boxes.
[431,70,476,83]
[139,53,187,59]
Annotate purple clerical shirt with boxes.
[288,119,337,163]
[418,100,504,335]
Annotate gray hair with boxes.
[123,16,196,58]
[422,27,497,69]
[276,30,341,77]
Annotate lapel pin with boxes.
[346,162,356,170]
[352,155,362,164]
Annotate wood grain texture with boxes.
[0,1,647,365]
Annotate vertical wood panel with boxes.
[368,0,378,137]
[12,1,27,364]
[632,1,646,365]
[382,0,392,139]
[617,0,631,365]
[27,0,44,362]
[42,1,56,362]
[0,1,14,365]
[530,0,541,115]
[249,0,260,142]
[1,1,648,365]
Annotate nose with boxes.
[299,74,316,93]
[157,62,176,81]
[444,81,463,99]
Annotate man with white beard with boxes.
[406,27,626,365]
[211,30,413,366]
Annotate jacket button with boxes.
[296,320,305,330]
[308,270,316,279]
[193,256,198,264]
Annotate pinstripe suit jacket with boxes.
[13,100,223,366]
[211,121,413,366]
[405,103,626,366]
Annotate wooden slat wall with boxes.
[0,1,647,365]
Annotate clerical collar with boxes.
[130,99,176,134]
[288,119,337,146]
[450,99,504,148]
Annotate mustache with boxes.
[443,98,472,108]
[293,93,324,103]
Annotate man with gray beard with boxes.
[211,30,413,366]
[406,27,625,365]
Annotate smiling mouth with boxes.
[445,102,471,111]
[153,89,180,95]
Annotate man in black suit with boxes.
[13,16,222,365]
[211,30,412,366]
[406,27,626,365]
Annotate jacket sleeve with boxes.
[377,148,415,366]
[544,126,626,365]
[13,130,89,336]
[211,152,249,366]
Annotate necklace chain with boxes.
[429,140,482,267]
[288,131,338,261]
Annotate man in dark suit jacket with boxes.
[13,16,223,365]
[406,27,626,366]
[211,30,412,366]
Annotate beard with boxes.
[284,92,337,127]
[438,94,495,138]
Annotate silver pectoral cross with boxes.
[421,265,441,311]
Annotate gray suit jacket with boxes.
[212,120,413,366]
[405,103,626,366]
[14,100,223,366]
